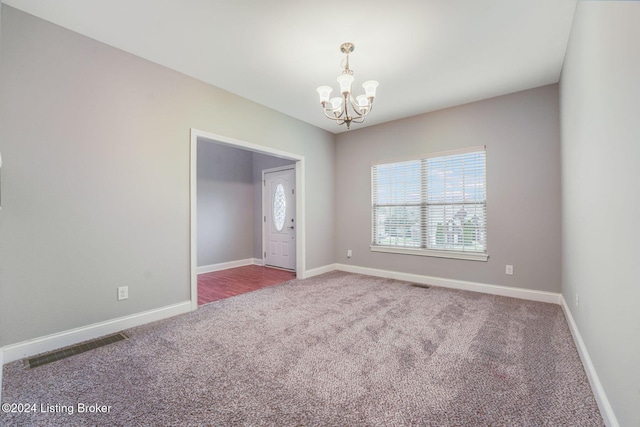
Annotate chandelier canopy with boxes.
[316,42,379,129]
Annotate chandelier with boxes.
[316,42,379,129]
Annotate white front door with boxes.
[263,168,296,271]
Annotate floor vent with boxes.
[410,284,431,289]
[24,332,128,369]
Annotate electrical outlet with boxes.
[117,286,129,301]
[505,265,513,275]
[347,249,352,258]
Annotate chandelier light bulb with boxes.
[330,97,343,113]
[362,80,379,99]
[356,95,370,113]
[337,74,354,95]
[316,86,333,103]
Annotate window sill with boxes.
[370,245,489,262]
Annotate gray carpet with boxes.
[1,271,603,426]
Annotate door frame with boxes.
[262,166,296,270]
[189,128,306,311]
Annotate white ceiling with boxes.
[4,0,577,134]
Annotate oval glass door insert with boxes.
[273,183,286,231]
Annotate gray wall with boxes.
[197,143,254,267]
[251,153,295,260]
[560,2,640,425]
[0,6,336,346]
[336,85,561,293]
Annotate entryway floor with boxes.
[197,265,296,306]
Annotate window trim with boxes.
[370,145,488,262]
[370,245,489,261]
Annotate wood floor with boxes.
[198,265,296,306]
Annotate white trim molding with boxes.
[335,264,561,304]
[305,264,337,279]
[371,245,489,262]
[1,301,191,364]
[560,296,619,427]
[197,258,256,275]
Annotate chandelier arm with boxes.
[321,107,345,122]
[349,101,375,125]
[363,100,374,116]
[347,95,366,119]
[343,93,358,119]
[359,98,376,118]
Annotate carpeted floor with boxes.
[1,272,603,426]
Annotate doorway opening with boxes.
[189,129,305,310]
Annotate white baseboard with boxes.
[253,258,264,266]
[197,258,256,274]
[1,301,191,364]
[335,264,561,304]
[305,263,337,278]
[560,296,619,427]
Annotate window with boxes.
[371,146,487,261]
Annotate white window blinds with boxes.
[371,146,487,261]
